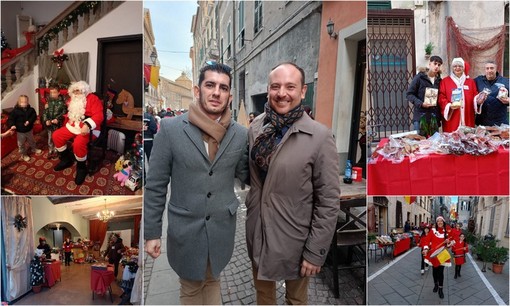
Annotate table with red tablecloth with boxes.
[90,268,114,302]
[393,237,411,257]
[368,139,509,195]
[43,261,61,287]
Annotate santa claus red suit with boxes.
[422,226,453,268]
[438,58,482,132]
[52,81,103,185]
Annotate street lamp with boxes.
[326,18,337,39]
[150,51,157,64]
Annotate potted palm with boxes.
[29,251,45,293]
[474,237,497,272]
[489,246,508,274]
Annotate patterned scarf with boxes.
[188,102,231,161]
[251,102,304,173]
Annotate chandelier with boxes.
[96,199,114,222]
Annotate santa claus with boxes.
[52,81,103,185]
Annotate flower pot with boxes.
[425,54,431,60]
[32,285,42,293]
[492,262,504,274]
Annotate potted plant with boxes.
[489,246,508,274]
[475,237,497,272]
[29,251,45,293]
[424,42,434,59]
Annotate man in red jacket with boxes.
[52,81,103,185]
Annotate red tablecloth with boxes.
[43,261,61,287]
[91,269,115,295]
[393,237,411,257]
[368,139,509,195]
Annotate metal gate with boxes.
[367,10,415,142]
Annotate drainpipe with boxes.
[232,1,237,120]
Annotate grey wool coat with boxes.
[144,113,249,281]
[246,112,341,281]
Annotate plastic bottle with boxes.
[343,160,352,184]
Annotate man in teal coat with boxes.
[144,62,249,304]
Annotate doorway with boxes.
[96,34,142,118]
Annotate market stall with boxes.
[368,126,509,195]
[393,237,411,257]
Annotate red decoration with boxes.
[51,49,69,69]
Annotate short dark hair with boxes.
[429,55,443,65]
[271,62,305,86]
[485,60,497,67]
[198,61,232,88]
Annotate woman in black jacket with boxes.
[108,234,125,278]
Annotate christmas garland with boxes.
[38,1,99,53]
[14,214,27,232]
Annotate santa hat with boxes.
[68,81,91,96]
[39,237,46,242]
[451,57,465,67]
[436,216,445,222]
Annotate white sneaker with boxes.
[21,154,30,162]
[425,266,429,271]
[33,148,42,154]
[421,269,424,275]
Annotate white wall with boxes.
[0,72,39,113]
[31,197,89,244]
[59,1,143,91]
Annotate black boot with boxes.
[438,287,444,299]
[75,161,88,185]
[433,283,438,292]
[54,148,74,171]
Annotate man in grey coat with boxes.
[246,62,341,304]
[144,62,249,305]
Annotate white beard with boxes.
[68,94,87,123]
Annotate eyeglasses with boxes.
[205,60,232,73]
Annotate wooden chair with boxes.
[327,197,366,303]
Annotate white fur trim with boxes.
[66,122,82,135]
[75,154,87,162]
[84,118,97,130]
[444,103,453,121]
[56,145,67,152]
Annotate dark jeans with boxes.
[432,265,445,286]
[109,258,120,278]
[65,252,71,266]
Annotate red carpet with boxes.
[1,134,138,195]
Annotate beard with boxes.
[68,93,87,123]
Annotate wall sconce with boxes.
[150,50,158,65]
[326,18,338,39]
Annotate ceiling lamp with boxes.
[96,199,114,222]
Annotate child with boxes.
[7,95,41,161]
[419,225,431,274]
[452,233,468,279]
[42,86,67,158]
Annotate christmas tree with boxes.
[1,29,10,52]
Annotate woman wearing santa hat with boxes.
[421,216,454,299]
[452,233,468,279]
[438,57,486,132]
[419,224,431,275]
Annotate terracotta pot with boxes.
[32,285,42,293]
[492,262,504,274]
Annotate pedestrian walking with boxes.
[419,225,431,275]
[452,233,468,279]
[421,216,454,299]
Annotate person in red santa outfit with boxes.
[52,81,103,185]
[421,216,454,299]
[450,222,463,244]
[438,57,486,132]
[451,233,468,279]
